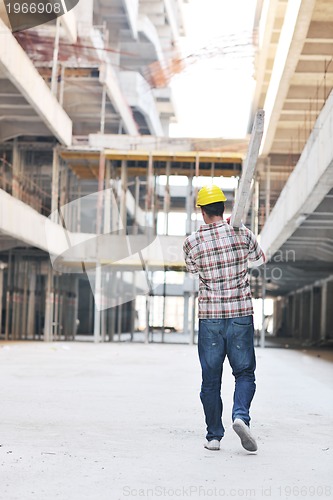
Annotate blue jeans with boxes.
[198,315,256,442]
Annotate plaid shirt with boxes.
[183,220,264,319]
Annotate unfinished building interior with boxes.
[0,0,333,346]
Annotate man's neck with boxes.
[204,215,223,225]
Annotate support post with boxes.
[94,151,106,343]
[133,176,140,234]
[93,265,102,343]
[145,294,150,344]
[163,161,171,235]
[120,159,127,231]
[183,291,189,336]
[44,265,54,342]
[146,154,154,229]
[253,178,259,236]
[186,175,193,235]
[12,139,20,199]
[51,147,60,221]
[261,266,266,348]
[100,84,107,134]
[190,292,196,345]
[103,160,111,234]
[27,264,37,339]
[320,281,327,341]
[51,17,60,96]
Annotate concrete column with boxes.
[27,264,36,339]
[133,176,140,235]
[300,290,311,342]
[109,163,117,233]
[163,161,171,235]
[326,281,333,340]
[51,17,60,96]
[72,276,79,340]
[100,84,107,134]
[93,265,102,343]
[5,253,12,341]
[108,270,117,342]
[116,271,123,341]
[320,280,333,341]
[12,257,20,341]
[183,291,189,336]
[44,265,54,342]
[146,154,154,229]
[145,294,150,344]
[103,160,111,234]
[311,286,321,342]
[293,292,301,339]
[120,160,127,231]
[12,140,21,199]
[60,165,68,224]
[53,274,60,341]
[101,309,107,342]
[77,181,82,232]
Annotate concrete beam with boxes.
[0,189,69,256]
[261,0,317,156]
[260,90,333,257]
[60,9,77,43]
[123,0,139,39]
[119,71,164,136]
[138,14,165,64]
[0,20,72,145]
[99,63,138,136]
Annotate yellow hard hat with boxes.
[196,185,227,207]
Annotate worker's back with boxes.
[183,220,264,319]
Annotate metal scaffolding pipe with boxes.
[51,147,60,220]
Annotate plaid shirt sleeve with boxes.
[183,238,198,274]
[246,228,265,262]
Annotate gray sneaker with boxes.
[232,418,258,452]
[204,439,220,451]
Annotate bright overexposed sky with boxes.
[169,0,257,139]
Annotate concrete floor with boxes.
[0,342,332,500]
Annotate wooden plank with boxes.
[230,109,265,228]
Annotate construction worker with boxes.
[183,185,265,452]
